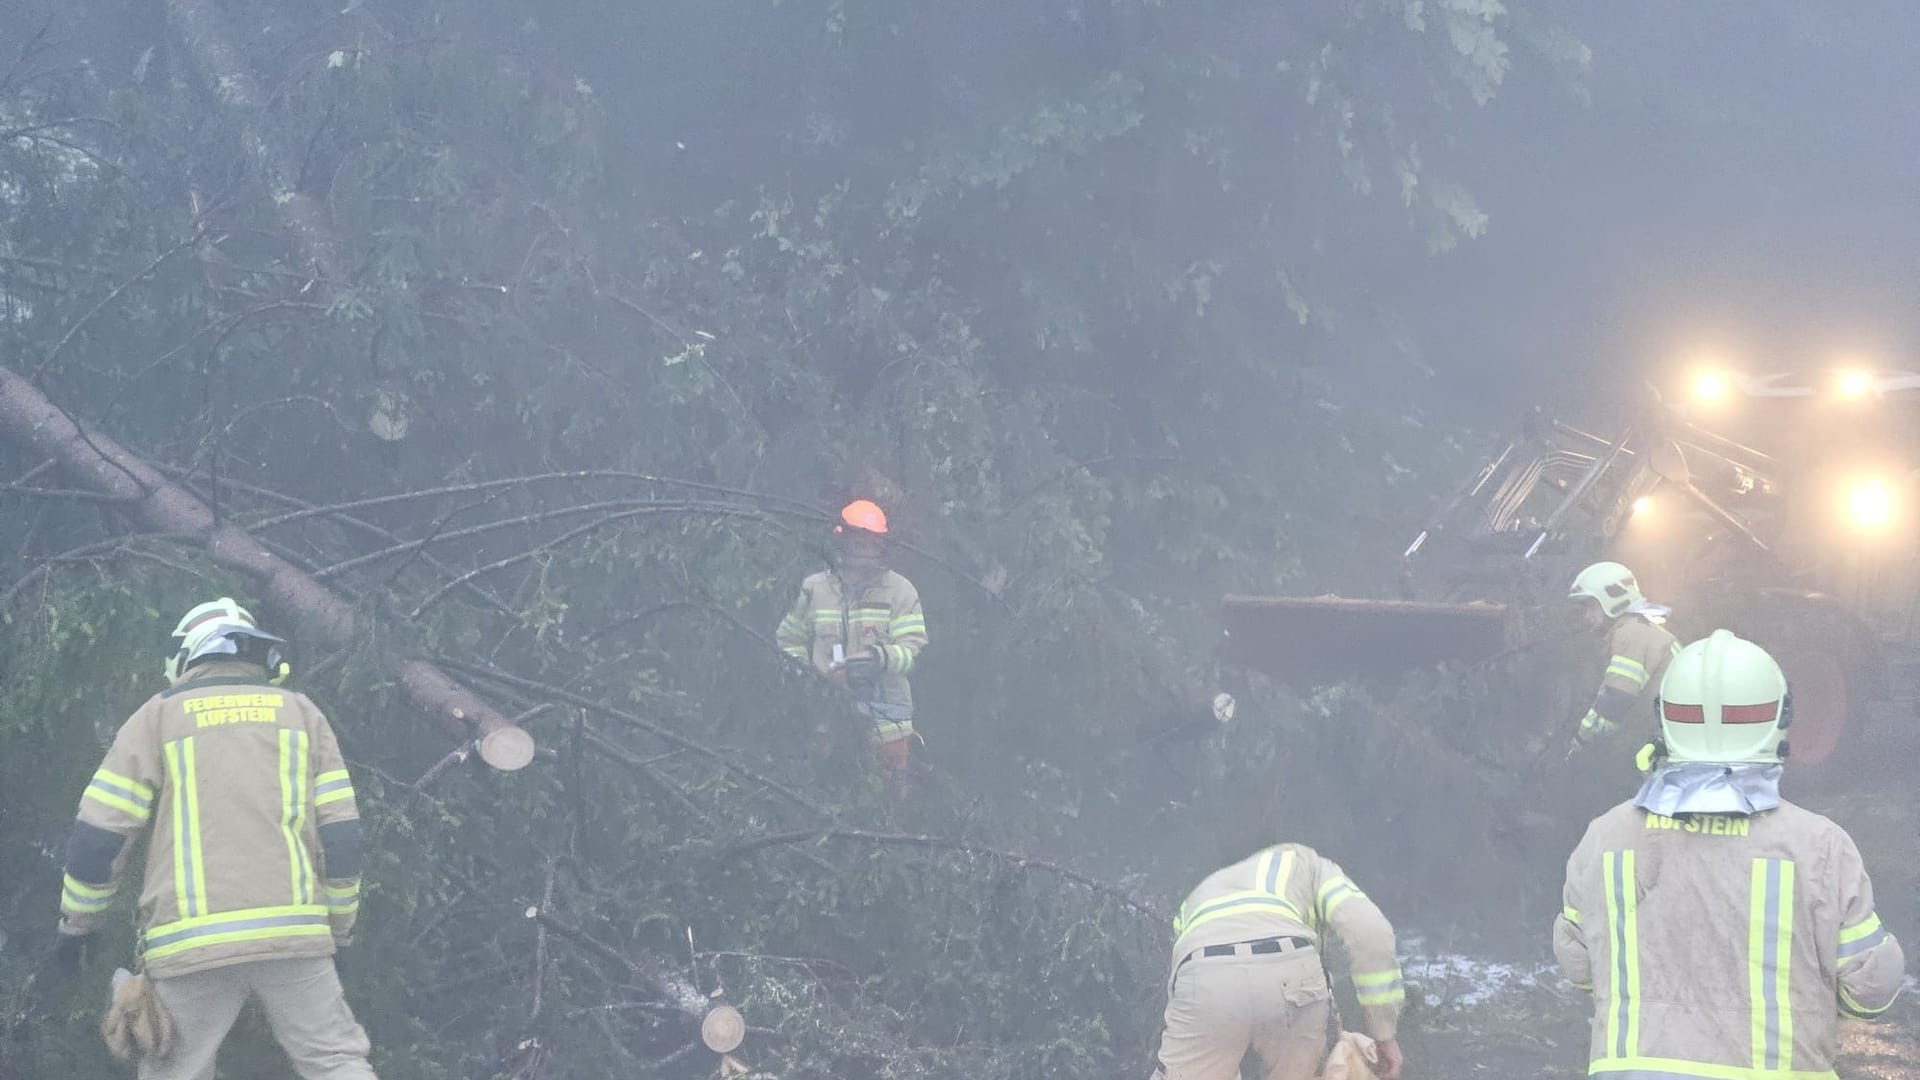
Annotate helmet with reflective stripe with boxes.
[1568,560,1644,618]
[1656,629,1790,765]
[164,596,285,684]
[836,499,889,536]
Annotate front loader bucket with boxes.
[1222,595,1511,683]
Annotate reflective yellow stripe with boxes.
[1606,656,1648,686]
[1318,878,1362,921]
[83,785,151,819]
[1563,905,1583,926]
[1353,967,1405,1006]
[165,738,208,918]
[1256,848,1296,896]
[325,882,360,915]
[142,904,332,962]
[1839,911,1882,944]
[1174,891,1305,937]
[1589,1056,1837,1079]
[84,769,156,819]
[93,768,155,802]
[1174,848,1308,939]
[1603,849,1640,1060]
[1746,858,1794,1070]
[62,874,116,912]
[1776,863,1794,1071]
[1840,981,1898,1018]
[280,730,314,905]
[63,874,116,900]
[1609,655,1647,678]
[1838,912,1885,960]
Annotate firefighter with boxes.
[1553,629,1905,1079]
[1150,844,1406,1080]
[1566,561,1680,751]
[54,598,376,1080]
[776,499,928,793]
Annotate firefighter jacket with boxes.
[1584,614,1680,740]
[1169,843,1406,1040]
[59,661,364,979]
[776,568,927,740]
[1553,798,1905,1079]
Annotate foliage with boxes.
[0,1,1577,1076]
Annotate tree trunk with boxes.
[0,362,535,770]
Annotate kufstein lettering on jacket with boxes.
[184,693,286,728]
[1643,812,1750,836]
[1554,797,1905,1077]
[59,661,363,980]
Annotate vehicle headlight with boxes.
[1843,477,1897,532]
[1833,369,1874,400]
[1691,369,1731,405]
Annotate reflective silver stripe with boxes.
[1182,894,1301,925]
[314,776,353,798]
[1762,858,1781,1068]
[1591,1070,1838,1080]
[1838,926,1887,959]
[1610,851,1630,1059]
[281,730,313,905]
[168,739,202,918]
[87,776,153,809]
[144,911,330,950]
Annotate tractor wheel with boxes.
[1772,647,1848,769]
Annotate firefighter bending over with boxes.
[1554,629,1904,1079]
[1566,561,1679,750]
[1150,844,1405,1080]
[777,499,928,792]
[55,598,377,1079]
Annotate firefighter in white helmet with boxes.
[55,598,377,1079]
[1566,561,1679,752]
[1553,630,1905,1079]
[1150,844,1405,1080]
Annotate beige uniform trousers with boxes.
[141,956,376,1080]
[1151,948,1331,1080]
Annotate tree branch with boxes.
[714,829,1158,919]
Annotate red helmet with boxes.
[836,499,889,536]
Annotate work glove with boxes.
[101,969,176,1063]
[1575,709,1617,742]
[49,931,92,978]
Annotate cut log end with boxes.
[479,724,537,771]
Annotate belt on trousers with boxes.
[1176,935,1314,972]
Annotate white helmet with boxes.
[1656,629,1790,765]
[164,597,284,684]
[1568,561,1645,618]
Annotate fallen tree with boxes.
[0,360,535,769]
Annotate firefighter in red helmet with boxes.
[777,500,928,793]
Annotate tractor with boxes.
[1223,364,1920,782]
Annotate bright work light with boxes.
[1834,369,1874,400]
[1691,369,1730,405]
[1631,495,1655,518]
[1843,477,1897,533]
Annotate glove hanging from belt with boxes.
[101,968,175,1064]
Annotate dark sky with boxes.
[1409,2,1920,419]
